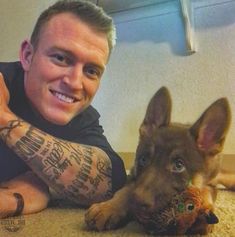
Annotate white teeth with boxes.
[53,91,75,103]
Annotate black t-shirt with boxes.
[0,61,126,192]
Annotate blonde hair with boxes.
[30,0,116,55]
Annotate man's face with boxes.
[20,13,109,125]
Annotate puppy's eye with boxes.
[171,157,185,173]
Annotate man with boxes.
[0,0,126,218]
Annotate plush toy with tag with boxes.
[135,186,219,235]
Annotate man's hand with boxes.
[0,73,19,142]
[0,73,13,127]
[0,73,10,106]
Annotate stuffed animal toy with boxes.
[134,186,219,235]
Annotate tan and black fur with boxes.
[85,87,234,235]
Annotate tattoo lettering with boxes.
[62,188,87,204]
[83,147,93,165]
[63,147,113,203]
[86,174,113,201]
[1,119,113,203]
[63,148,94,197]
[69,149,83,166]
[89,174,104,189]
[13,126,45,162]
[43,142,64,170]
[40,141,52,156]
[67,143,93,166]
[79,164,91,182]
[64,171,90,201]
[43,142,73,180]
[97,157,112,178]
[0,119,23,143]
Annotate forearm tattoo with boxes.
[0,118,113,204]
[0,119,23,143]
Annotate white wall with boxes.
[93,0,235,154]
[0,0,56,60]
[0,0,234,154]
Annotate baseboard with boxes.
[118,152,135,170]
[118,152,235,172]
[222,154,235,172]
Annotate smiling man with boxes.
[0,0,126,218]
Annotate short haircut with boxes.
[30,0,116,55]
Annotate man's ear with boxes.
[139,87,172,137]
[190,98,231,155]
[19,40,34,71]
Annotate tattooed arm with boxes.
[0,74,112,206]
[0,118,113,205]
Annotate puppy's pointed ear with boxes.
[140,87,172,137]
[190,98,231,155]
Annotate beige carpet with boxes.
[0,189,234,237]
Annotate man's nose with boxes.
[63,65,84,90]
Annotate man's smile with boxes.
[49,89,79,103]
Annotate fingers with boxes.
[0,72,4,84]
[0,72,10,104]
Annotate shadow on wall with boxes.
[194,1,235,29]
[116,13,188,56]
[113,1,190,57]
[113,0,235,56]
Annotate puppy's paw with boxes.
[85,200,128,231]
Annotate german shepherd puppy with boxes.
[85,87,234,235]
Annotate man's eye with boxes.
[51,54,70,65]
[55,54,64,61]
[84,66,101,79]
